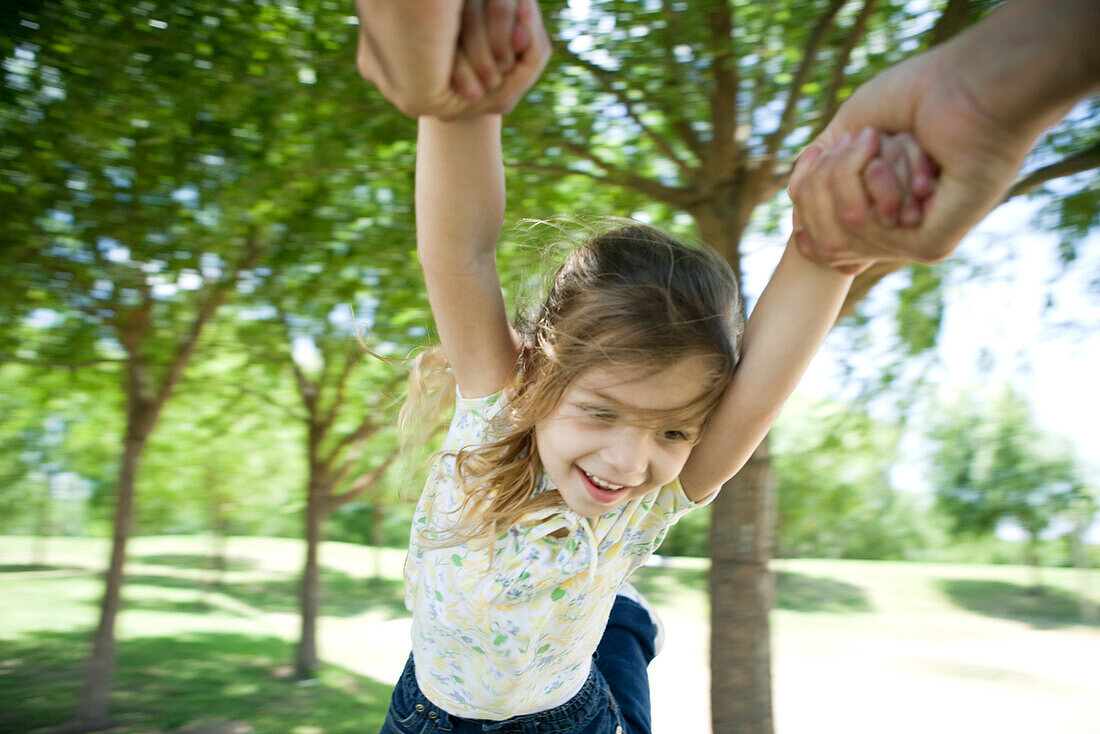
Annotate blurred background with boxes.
[1,1,1097,733]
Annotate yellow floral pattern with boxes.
[404,389,713,720]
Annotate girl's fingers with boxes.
[460,0,502,91]
[451,52,485,101]
[885,132,936,226]
[485,0,518,72]
[896,131,937,200]
[911,148,938,200]
[867,133,914,225]
[863,158,904,225]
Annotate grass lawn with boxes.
[2,535,1098,733]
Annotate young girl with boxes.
[379,29,933,734]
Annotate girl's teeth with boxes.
[586,471,624,490]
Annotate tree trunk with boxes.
[1070,521,1097,624]
[296,481,324,678]
[1025,535,1043,593]
[73,407,152,731]
[692,198,780,734]
[709,438,777,734]
[32,474,51,567]
[201,469,229,596]
[371,503,387,579]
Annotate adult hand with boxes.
[791,128,937,276]
[789,0,1100,273]
[355,0,550,119]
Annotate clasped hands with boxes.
[355,0,550,120]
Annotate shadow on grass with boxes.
[0,564,89,575]
[132,553,261,572]
[628,565,707,607]
[939,579,1098,629]
[775,571,872,613]
[126,572,409,620]
[0,630,392,734]
[626,565,872,614]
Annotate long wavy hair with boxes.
[401,222,744,548]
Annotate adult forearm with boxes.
[415,116,506,266]
[943,0,1100,139]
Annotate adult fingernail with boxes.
[856,127,874,147]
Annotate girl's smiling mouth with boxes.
[578,467,636,502]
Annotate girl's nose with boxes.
[601,427,649,478]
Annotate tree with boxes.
[506,2,1099,730]
[929,385,1090,586]
[771,395,931,560]
[0,0,334,725]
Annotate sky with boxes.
[742,194,1100,518]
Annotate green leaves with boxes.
[929,385,1090,542]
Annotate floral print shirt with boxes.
[404,388,713,720]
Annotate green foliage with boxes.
[0,364,120,535]
[1031,99,1100,271]
[1,0,1096,590]
[929,385,1092,546]
[771,395,935,559]
[894,264,944,356]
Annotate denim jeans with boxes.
[379,595,658,734]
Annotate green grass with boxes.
[0,536,402,733]
[1,535,1098,732]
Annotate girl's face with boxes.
[534,356,714,517]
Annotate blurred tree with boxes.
[0,364,121,550]
[507,2,1099,729]
[772,396,932,560]
[231,287,410,678]
[929,385,1092,588]
[0,0,353,726]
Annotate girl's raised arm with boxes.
[679,130,920,501]
[416,115,520,398]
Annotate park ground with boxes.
[2,535,1098,733]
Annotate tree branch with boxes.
[318,349,364,435]
[817,0,878,138]
[558,43,697,181]
[659,0,707,160]
[707,6,740,182]
[153,225,263,411]
[1005,140,1100,200]
[557,138,696,207]
[0,354,125,368]
[234,382,308,422]
[329,372,406,464]
[763,0,846,162]
[326,447,402,513]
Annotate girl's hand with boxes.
[863,131,938,227]
[790,127,938,275]
[450,0,548,114]
[451,0,523,100]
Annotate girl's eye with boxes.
[660,429,693,442]
[581,405,616,422]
